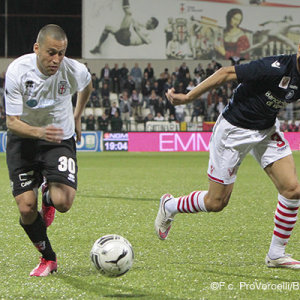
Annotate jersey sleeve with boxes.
[235,56,283,84]
[68,59,91,92]
[4,69,23,116]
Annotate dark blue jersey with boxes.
[222,54,300,130]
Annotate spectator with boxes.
[130,63,143,91]
[191,98,205,122]
[178,62,189,81]
[90,94,101,108]
[175,104,185,122]
[205,63,214,78]
[280,120,289,132]
[123,75,136,96]
[284,102,294,121]
[101,82,110,108]
[288,120,298,132]
[168,114,176,122]
[194,63,205,78]
[100,63,111,86]
[141,79,152,108]
[130,89,142,119]
[86,114,96,130]
[144,62,154,79]
[144,112,154,130]
[164,77,173,94]
[110,111,123,132]
[110,63,121,93]
[154,112,164,121]
[97,112,109,131]
[215,96,226,120]
[119,62,129,90]
[91,73,100,92]
[119,91,131,130]
[148,89,159,116]
[108,102,120,120]
[194,72,202,86]
[154,96,165,117]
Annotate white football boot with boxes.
[265,254,300,269]
[154,194,175,240]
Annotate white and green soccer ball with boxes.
[90,234,134,277]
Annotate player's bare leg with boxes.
[265,155,300,269]
[48,182,76,213]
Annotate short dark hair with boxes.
[37,24,67,44]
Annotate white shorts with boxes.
[207,115,292,185]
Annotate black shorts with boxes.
[6,132,78,197]
[115,28,131,46]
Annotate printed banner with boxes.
[76,131,102,151]
[83,0,300,60]
[128,132,300,152]
[0,131,298,152]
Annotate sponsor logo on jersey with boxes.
[279,76,290,89]
[26,99,38,107]
[265,91,285,109]
[19,171,34,181]
[21,180,32,188]
[58,81,68,95]
[271,61,281,68]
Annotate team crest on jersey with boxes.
[58,81,68,95]
[279,76,290,89]
[285,90,294,101]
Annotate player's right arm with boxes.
[6,116,63,143]
[166,66,237,105]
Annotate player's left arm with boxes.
[73,80,93,142]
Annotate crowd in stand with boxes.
[0,61,299,132]
[76,60,300,132]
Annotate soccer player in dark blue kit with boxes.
[155,44,300,269]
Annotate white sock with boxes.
[165,191,208,215]
[268,194,299,260]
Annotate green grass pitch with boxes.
[0,151,299,300]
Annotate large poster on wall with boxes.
[83,0,300,60]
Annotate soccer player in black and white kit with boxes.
[155,43,300,269]
[5,24,92,276]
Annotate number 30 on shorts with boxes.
[58,156,76,174]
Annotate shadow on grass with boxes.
[82,194,157,202]
[201,268,298,283]
[56,271,172,299]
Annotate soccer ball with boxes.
[90,234,134,277]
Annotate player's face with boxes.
[34,36,67,76]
